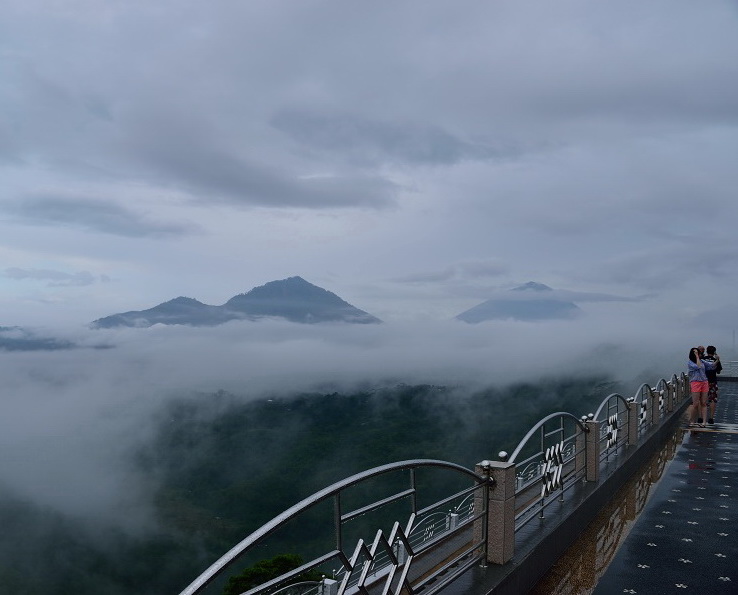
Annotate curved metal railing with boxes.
[179,372,691,595]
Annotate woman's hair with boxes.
[689,347,699,363]
[706,345,717,355]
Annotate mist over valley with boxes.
[0,302,717,594]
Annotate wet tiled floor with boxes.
[593,383,738,594]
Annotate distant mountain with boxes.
[91,277,381,328]
[455,282,581,323]
[224,276,381,324]
[92,297,230,329]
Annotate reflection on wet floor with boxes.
[532,383,738,594]
[529,426,685,594]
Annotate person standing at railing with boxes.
[702,345,722,425]
[687,347,713,427]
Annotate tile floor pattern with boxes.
[594,383,738,594]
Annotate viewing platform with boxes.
[589,380,737,594]
[179,364,738,595]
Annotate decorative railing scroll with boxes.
[632,382,662,437]
[655,379,666,415]
[329,488,477,590]
[593,393,631,467]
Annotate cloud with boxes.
[114,106,401,209]
[4,267,103,287]
[271,109,508,167]
[5,196,198,238]
[393,259,510,284]
[467,285,642,304]
[576,237,738,292]
[549,289,641,303]
[0,311,702,522]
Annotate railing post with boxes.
[447,512,460,530]
[679,374,688,402]
[392,539,407,565]
[585,417,601,482]
[320,578,339,595]
[649,388,659,426]
[575,416,587,477]
[626,399,638,446]
[475,457,516,564]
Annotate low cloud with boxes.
[140,147,400,210]
[116,107,401,210]
[393,259,510,284]
[0,306,709,532]
[6,196,197,238]
[4,267,108,287]
[271,109,508,167]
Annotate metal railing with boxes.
[721,360,738,377]
[499,411,587,532]
[178,373,690,595]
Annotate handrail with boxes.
[632,382,653,404]
[507,411,588,463]
[592,393,629,422]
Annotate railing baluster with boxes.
[334,493,342,552]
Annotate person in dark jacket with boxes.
[702,345,722,424]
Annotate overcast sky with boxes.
[2,0,738,334]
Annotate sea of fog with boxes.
[0,307,722,593]
[0,307,706,523]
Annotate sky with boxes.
[1,0,738,539]
[1,0,737,331]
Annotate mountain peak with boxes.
[226,277,381,323]
[164,296,204,305]
[512,282,552,292]
[237,276,318,296]
[455,281,580,323]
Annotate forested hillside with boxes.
[0,376,618,594]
